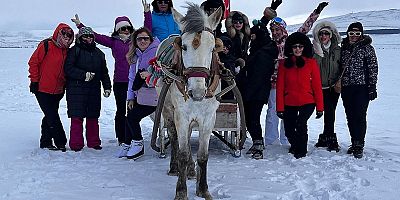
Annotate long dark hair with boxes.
[126,27,154,65]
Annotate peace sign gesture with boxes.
[142,0,151,12]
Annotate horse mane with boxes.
[181,3,207,34]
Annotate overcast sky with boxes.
[1,0,399,31]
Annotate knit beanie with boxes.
[347,22,363,33]
[201,0,225,12]
[114,16,134,32]
[78,27,94,38]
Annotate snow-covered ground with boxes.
[1,23,400,200]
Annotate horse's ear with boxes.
[208,6,223,31]
[172,7,185,31]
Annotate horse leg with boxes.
[196,128,212,200]
[167,121,179,176]
[187,131,196,179]
[175,125,190,200]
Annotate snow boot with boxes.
[127,140,144,160]
[326,134,340,152]
[315,133,328,147]
[251,142,264,160]
[352,141,364,159]
[116,143,130,158]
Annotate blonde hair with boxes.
[126,27,154,65]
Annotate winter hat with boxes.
[270,17,287,30]
[151,0,174,13]
[232,12,244,21]
[114,16,134,32]
[284,32,313,58]
[347,22,363,33]
[78,27,94,38]
[219,35,232,49]
[319,27,332,38]
[201,0,225,12]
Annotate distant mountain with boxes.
[1,9,399,48]
[287,9,400,33]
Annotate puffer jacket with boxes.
[340,35,378,86]
[144,11,180,42]
[127,38,160,106]
[28,23,73,94]
[276,57,324,112]
[223,11,251,60]
[64,41,112,118]
[312,21,342,89]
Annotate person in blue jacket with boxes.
[142,0,180,42]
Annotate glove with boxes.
[368,84,377,101]
[103,90,111,98]
[127,100,136,110]
[71,14,82,27]
[142,0,151,12]
[30,82,39,94]
[270,0,282,10]
[277,112,284,119]
[316,111,323,119]
[85,72,95,82]
[315,2,328,14]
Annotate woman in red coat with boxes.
[276,32,324,159]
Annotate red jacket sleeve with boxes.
[276,61,285,112]
[28,42,46,82]
[311,59,324,112]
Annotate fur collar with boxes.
[225,11,250,41]
[312,21,342,57]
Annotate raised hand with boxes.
[142,0,151,12]
[315,2,329,14]
[270,0,282,10]
[71,14,82,27]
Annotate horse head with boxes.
[172,3,223,101]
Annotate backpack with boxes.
[39,38,80,59]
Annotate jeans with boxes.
[265,89,288,145]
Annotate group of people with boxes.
[28,0,378,160]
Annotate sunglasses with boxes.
[319,31,331,36]
[61,29,73,39]
[292,44,304,49]
[136,36,150,42]
[232,19,244,24]
[348,31,362,37]
[81,34,94,39]
[119,26,133,32]
[157,0,170,4]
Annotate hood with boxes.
[52,23,73,41]
[312,21,342,57]
[225,11,250,41]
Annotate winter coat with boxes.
[236,40,278,104]
[77,23,131,83]
[276,57,324,112]
[340,35,378,87]
[28,23,73,94]
[223,11,251,61]
[64,41,112,118]
[144,11,180,42]
[312,21,342,89]
[127,38,160,106]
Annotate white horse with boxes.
[154,3,223,200]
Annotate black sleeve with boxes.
[99,50,112,90]
[64,46,86,80]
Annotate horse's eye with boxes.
[181,44,187,51]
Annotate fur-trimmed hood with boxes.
[312,21,342,57]
[225,11,251,41]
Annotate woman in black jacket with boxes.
[237,22,278,159]
[64,27,112,152]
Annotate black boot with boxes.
[315,133,328,147]
[247,139,264,159]
[326,134,340,152]
[352,141,364,159]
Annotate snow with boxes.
[1,14,400,200]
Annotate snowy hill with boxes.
[287,9,400,33]
[1,9,399,48]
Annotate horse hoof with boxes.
[196,190,212,200]
[174,194,188,200]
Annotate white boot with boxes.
[116,143,130,158]
[126,140,144,160]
